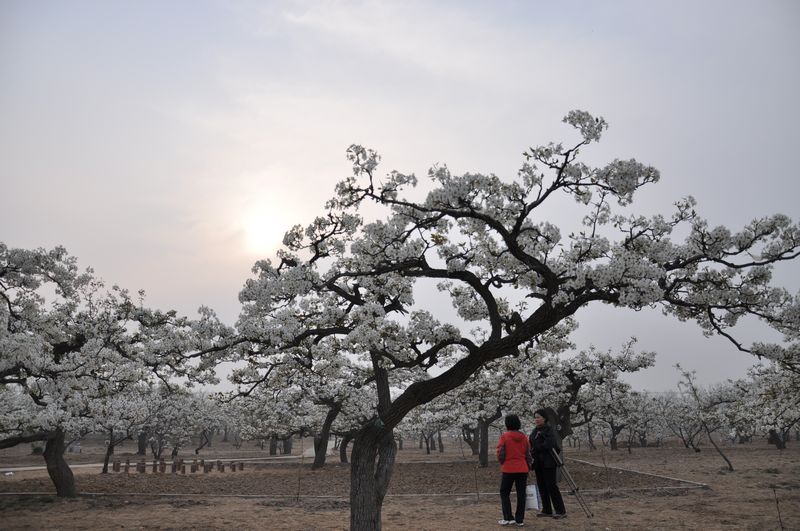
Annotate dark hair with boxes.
[505,414,521,431]
[534,409,549,423]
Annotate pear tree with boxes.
[230,111,798,530]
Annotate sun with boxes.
[241,211,287,256]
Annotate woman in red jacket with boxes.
[496,414,531,526]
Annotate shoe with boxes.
[498,520,514,525]
[536,513,552,518]
[515,522,525,527]
[552,513,567,519]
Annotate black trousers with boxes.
[533,464,565,515]
[499,472,528,523]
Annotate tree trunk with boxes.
[478,419,490,467]
[150,440,162,460]
[340,433,353,463]
[610,436,618,451]
[313,405,341,470]
[478,408,503,467]
[136,430,148,455]
[43,430,77,497]
[102,428,114,474]
[437,430,444,453]
[195,429,212,454]
[768,429,786,450]
[269,436,278,455]
[556,405,573,438]
[429,433,436,451]
[283,436,293,455]
[349,425,396,531]
[462,425,479,455]
[587,424,597,450]
[703,422,733,471]
[423,432,431,454]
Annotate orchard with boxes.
[2,112,798,530]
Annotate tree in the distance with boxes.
[0,244,232,496]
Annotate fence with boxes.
[111,458,245,474]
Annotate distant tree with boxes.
[90,385,156,473]
[677,365,737,470]
[0,244,232,496]
[520,339,655,439]
[733,362,800,449]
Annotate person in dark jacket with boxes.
[496,414,531,526]
[529,408,566,519]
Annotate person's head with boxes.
[505,414,521,431]
[534,409,548,428]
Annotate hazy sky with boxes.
[2,0,798,391]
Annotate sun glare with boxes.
[242,211,287,256]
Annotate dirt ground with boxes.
[0,438,798,530]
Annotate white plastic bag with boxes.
[525,484,541,511]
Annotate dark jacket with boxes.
[529,425,561,469]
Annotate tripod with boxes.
[552,448,593,518]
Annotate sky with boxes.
[2,0,798,392]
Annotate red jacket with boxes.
[496,430,531,473]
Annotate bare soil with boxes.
[1,438,797,530]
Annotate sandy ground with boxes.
[0,440,797,530]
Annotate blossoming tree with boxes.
[0,244,232,496]
[232,111,798,530]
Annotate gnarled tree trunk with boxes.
[478,419,490,467]
[269,435,278,455]
[587,424,597,450]
[555,405,574,439]
[312,404,342,469]
[282,436,293,455]
[462,425,479,455]
[478,408,502,467]
[102,428,115,474]
[349,424,396,531]
[136,430,148,455]
[339,433,353,463]
[44,430,77,497]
